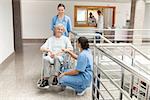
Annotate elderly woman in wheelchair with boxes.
[37,23,73,89]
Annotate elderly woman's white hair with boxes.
[54,23,65,29]
[53,23,65,36]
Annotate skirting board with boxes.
[142,38,150,43]
[0,52,15,65]
[23,39,47,43]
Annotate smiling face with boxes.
[57,6,65,16]
[76,40,81,49]
[54,25,64,37]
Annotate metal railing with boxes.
[93,44,150,100]
[71,28,150,46]
[70,30,150,100]
[70,30,112,51]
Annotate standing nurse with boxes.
[50,3,72,37]
[59,37,93,96]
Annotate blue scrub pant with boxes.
[59,70,90,92]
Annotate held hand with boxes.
[48,52,55,58]
[62,48,69,53]
[57,52,63,56]
[50,54,55,58]
[59,73,65,78]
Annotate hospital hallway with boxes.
[0,43,92,100]
[1,0,150,99]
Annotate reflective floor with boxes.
[0,43,149,100]
[0,43,92,100]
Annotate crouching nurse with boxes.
[59,37,93,96]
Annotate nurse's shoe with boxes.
[76,89,87,96]
[38,80,50,89]
[60,86,66,91]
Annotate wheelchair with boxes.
[37,52,75,88]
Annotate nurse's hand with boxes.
[62,48,68,52]
[62,48,70,53]
[59,73,65,78]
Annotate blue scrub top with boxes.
[75,49,93,85]
[50,15,72,37]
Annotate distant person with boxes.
[97,10,104,32]
[96,10,104,43]
[88,12,96,26]
[50,3,72,37]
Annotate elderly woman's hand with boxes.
[48,52,55,58]
[62,48,69,53]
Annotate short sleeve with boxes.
[40,38,51,50]
[75,53,87,72]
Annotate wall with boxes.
[21,0,131,39]
[146,0,150,3]
[0,0,14,64]
[143,3,150,38]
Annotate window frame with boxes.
[74,5,116,27]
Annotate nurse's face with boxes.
[76,41,81,49]
[57,6,65,15]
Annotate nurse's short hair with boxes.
[78,37,89,50]
[54,23,65,29]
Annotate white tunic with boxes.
[97,15,104,32]
[41,35,73,52]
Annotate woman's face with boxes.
[76,41,81,49]
[57,6,65,15]
[54,26,64,37]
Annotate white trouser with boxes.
[41,54,63,78]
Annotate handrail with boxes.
[95,43,131,47]
[94,63,132,100]
[130,44,150,61]
[70,31,78,36]
[71,30,150,79]
[71,31,112,44]
[71,30,150,99]
[71,29,150,44]
[95,45,150,84]
[73,28,150,31]
[71,30,150,64]
[71,30,150,62]
[95,43,150,61]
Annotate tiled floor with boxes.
[0,43,92,100]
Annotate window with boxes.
[77,8,87,22]
[74,6,116,28]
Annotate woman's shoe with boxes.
[52,76,58,85]
[37,79,44,87]
[38,80,50,89]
